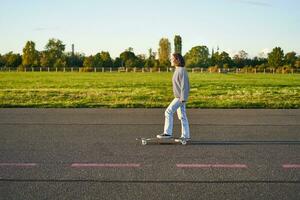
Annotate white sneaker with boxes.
[175,137,191,142]
[156,133,173,139]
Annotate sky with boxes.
[0,0,299,58]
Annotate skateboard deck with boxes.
[136,137,188,145]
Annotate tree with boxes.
[144,48,156,68]
[22,41,39,68]
[284,51,297,67]
[184,46,210,68]
[218,51,232,68]
[40,51,52,68]
[3,52,22,68]
[268,47,284,68]
[174,35,182,54]
[93,53,104,67]
[82,54,103,68]
[41,38,65,68]
[125,59,139,68]
[144,59,155,68]
[83,56,94,68]
[210,49,217,66]
[99,51,113,67]
[251,56,268,67]
[126,47,134,52]
[53,57,67,69]
[136,54,146,68]
[295,56,300,68]
[113,57,122,68]
[45,38,65,57]
[233,50,248,68]
[66,52,84,68]
[212,51,232,68]
[238,50,248,60]
[158,38,171,67]
[0,54,5,67]
[148,48,156,60]
[120,50,137,67]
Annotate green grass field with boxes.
[0,72,299,108]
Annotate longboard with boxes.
[136,137,188,145]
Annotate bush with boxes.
[277,66,294,74]
[207,66,219,73]
[17,65,26,72]
[240,66,256,73]
[257,64,268,72]
[79,67,94,72]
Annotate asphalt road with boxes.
[0,109,300,200]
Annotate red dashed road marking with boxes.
[2,163,299,169]
[70,163,141,168]
[176,164,248,169]
[0,163,37,167]
[282,164,300,169]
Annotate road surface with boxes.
[0,109,299,199]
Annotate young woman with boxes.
[157,53,191,140]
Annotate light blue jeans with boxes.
[163,98,190,138]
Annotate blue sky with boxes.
[1,0,299,58]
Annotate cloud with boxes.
[33,26,60,31]
[258,48,271,58]
[225,48,239,57]
[230,0,272,7]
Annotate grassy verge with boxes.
[0,72,299,108]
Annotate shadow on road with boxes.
[188,141,300,145]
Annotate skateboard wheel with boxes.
[142,140,147,145]
[181,140,187,145]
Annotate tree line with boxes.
[0,36,299,70]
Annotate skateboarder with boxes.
[157,53,190,141]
